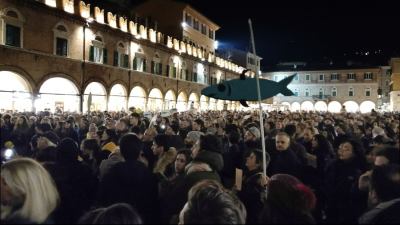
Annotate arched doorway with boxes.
[83,82,107,112]
[164,90,176,110]
[301,101,314,111]
[291,102,301,112]
[328,101,342,113]
[177,92,188,112]
[314,101,328,112]
[209,98,217,110]
[360,101,376,113]
[147,88,163,111]
[281,102,291,111]
[0,71,32,112]
[37,77,79,112]
[217,100,224,111]
[343,101,359,113]
[200,95,209,111]
[128,86,147,111]
[188,93,199,110]
[108,84,127,112]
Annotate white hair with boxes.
[1,158,59,223]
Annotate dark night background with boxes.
[93,0,400,70]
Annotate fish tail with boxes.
[279,73,296,96]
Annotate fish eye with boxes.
[217,83,226,92]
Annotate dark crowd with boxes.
[1,109,399,224]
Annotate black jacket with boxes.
[98,159,160,224]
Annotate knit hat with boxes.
[248,126,261,139]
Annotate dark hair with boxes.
[199,134,223,154]
[177,149,192,164]
[119,133,143,160]
[154,134,171,152]
[228,131,240,144]
[82,139,101,154]
[246,148,270,169]
[313,134,334,156]
[183,180,246,224]
[57,138,79,163]
[194,118,204,128]
[35,146,57,162]
[284,124,297,137]
[370,164,400,202]
[93,203,143,224]
[260,174,316,224]
[375,146,400,165]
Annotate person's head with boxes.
[245,149,269,171]
[185,131,204,148]
[199,134,222,154]
[260,174,316,223]
[152,134,170,156]
[284,124,297,138]
[35,123,52,135]
[302,127,315,142]
[129,113,141,127]
[1,158,59,223]
[312,134,331,150]
[119,133,143,161]
[374,146,399,166]
[81,138,101,159]
[192,119,204,131]
[275,132,291,151]
[57,138,79,163]
[78,208,106,224]
[116,119,129,133]
[102,129,117,142]
[179,180,246,224]
[244,126,261,142]
[92,203,143,224]
[369,164,400,205]
[228,131,240,145]
[16,116,29,128]
[175,149,192,174]
[337,139,365,162]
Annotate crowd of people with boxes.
[1,108,399,224]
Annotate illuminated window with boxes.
[113,42,129,68]
[332,87,337,96]
[193,20,199,30]
[201,24,207,35]
[89,35,107,64]
[364,72,373,80]
[347,73,356,80]
[151,53,162,75]
[53,23,69,57]
[331,73,339,80]
[305,88,310,97]
[133,54,147,72]
[1,8,24,47]
[365,88,371,96]
[208,28,214,39]
[348,87,354,97]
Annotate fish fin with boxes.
[281,88,294,96]
[279,73,296,96]
[240,100,249,107]
[278,73,296,86]
[240,69,250,80]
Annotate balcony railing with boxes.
[312,95,331,100]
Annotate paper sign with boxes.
[235,168,243,191]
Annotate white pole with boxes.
[248,19,267,176]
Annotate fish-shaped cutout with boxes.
[201,71,296,107]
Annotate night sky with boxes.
[176,0,400,70]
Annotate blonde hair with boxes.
[1,158,59,223]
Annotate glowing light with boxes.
[214,40,219,50]
[4,149,14,158]
[181,22,187,28]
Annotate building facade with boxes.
[389,58,400,112]
[263,66,391,113]
[0,0,245,113]
[218,48,262,77]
